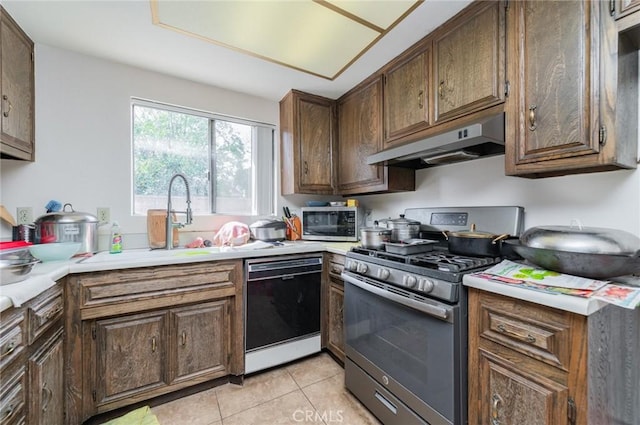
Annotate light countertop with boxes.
[0,241,358,313]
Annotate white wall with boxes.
[0,44,281,248]
[357,155,640,237]
[1,44,639,251]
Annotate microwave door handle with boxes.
[342,273,453,322]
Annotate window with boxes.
[131,99,274,216]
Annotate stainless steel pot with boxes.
[380,214,421,242]
[249,219,287,242]
[510,225,640,278]
[34,203,98,254]
[360,224,392,249]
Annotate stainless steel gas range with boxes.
[342,206,524,425]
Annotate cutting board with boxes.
[147,209,179,248]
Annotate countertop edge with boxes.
[463,274,608,316]
[1,242,353,313]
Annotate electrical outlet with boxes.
[97,207,110,224]
[16,207,33,224]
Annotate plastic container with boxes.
[109,222,123,254]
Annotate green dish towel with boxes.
[101,406,160,425]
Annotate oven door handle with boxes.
[342,274,453,322]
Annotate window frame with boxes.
[131,97,275,217]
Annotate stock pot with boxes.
[360,223,391,249]
[34,203,98,254]
[443,224,509,257]
[379,214,421,242]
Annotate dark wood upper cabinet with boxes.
[0,6,35,161]
[432,0,506,124]
[505,0,638,177]
[337,76,414,195]
[383,44,430,146]
[280,90,336,195]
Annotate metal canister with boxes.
[12,224,35,243]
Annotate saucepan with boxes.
[443,224,509,257]
[506,225,640,278]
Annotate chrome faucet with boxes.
[166,173,193,249]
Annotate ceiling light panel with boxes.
[152,0,421,80]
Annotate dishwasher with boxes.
[244,253,322,374]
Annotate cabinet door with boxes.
[28,328,64,425]
[617,0,640,19]
[297,95,335,193]
[0,7,34,160]
[476,350,568,425]
[327,279,344,362]
[337,77,384,192]
[384,47,430,144]
[171,300,230,384]
[94,312,166,405]
[433,1,505,123]
[511,1,598,165]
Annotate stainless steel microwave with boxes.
[300,207,360,242]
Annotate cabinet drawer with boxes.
[0,310,25,372]
[76,261,240,313]
[28,286,63,345]
[0,368,26,425]
[476,291,572,370]
[327,253,345,277]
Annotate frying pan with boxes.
[505,240,640,279]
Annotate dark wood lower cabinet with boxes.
[468,287,640,425]
[28,327,64,425]
[323,253,345,363]
[65,261,243,424]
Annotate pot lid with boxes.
[34,203,98,224]
[448,223,500,239]
[250,219,286,229]
[520,225,640,255]
[380,214,420,227]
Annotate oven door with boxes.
[343,273,465,425]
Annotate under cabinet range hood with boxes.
[367,113,505,168]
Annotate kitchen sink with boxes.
[78,247,221,264]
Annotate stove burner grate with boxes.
[350,246,501,273]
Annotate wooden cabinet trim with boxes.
[0,309,25,373]
[27,286,63,345]
[0,366,26,424]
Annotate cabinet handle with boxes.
[151,336,157,353]
[303,161,309,175]
[491,393,503,425]
[181,331,187,347]
[528,105,537,131]
[42,382,52,412]
[2,95,11,118]
[1,341,16,358]
[497,324,506,333]
[526,334,537,343]
[438,81,444,98]
[417,90,424,109]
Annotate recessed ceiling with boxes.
[1,0,473,101]
[151,0,421,80]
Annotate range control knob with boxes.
[403,274,417,288]
[418,278,435,293]
[378,268,390,280]
[348,261,358,271]
[356,263,368,274]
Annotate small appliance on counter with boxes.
[300,206,361,242]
